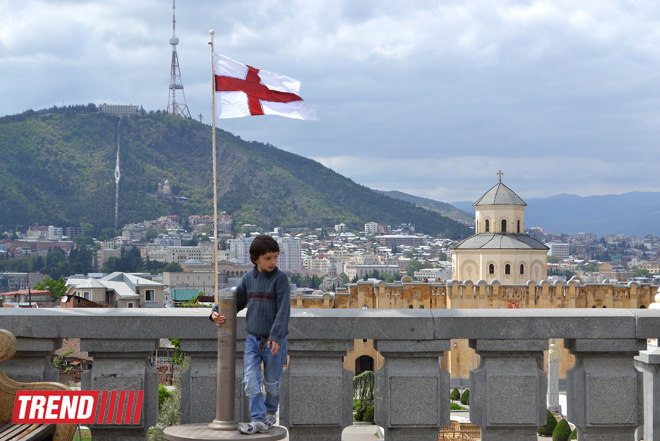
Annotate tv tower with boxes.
[167,0,191,118]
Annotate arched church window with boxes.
[485,220,490,232]
[505,264,511,275]
[488,264,494,274]
[501,219,507,233]
[517,220,520,233]
[520,264,524,275]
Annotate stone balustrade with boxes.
[0,308,659,441]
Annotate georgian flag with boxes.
[213,52,317,120]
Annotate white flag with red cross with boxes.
[213,52,317,120]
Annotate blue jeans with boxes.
[243,334,288,422]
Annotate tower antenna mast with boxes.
[167,0,191,118]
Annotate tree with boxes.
[460,388,470,405]
[548,256,560,264]
[33,276,66,299]
[450,387,460,401]
[538,409,558,436]
[552,418,572,441]
[339,273,350,284]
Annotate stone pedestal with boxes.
[635,346,660,441]
[81,339,159,441]
[280,339,353,441]
[374,340,450,441]
[469,339,548,441]
[180,339,220,424]
[566,339,645,441]
[0,337,61,382]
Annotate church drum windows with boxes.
[488,264,495,275]
[501,219,507,233]
[505,264,511,275]
[485,220,490,232]
[520,264,524,275]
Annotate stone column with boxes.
[280,339,353,441]
[179,338,218,424]
[469,339,548,441]
[374,340,450,441]
[635,346,660,441]
[547,339,561,415]
[81,339,159,441]
[565,339,645,441]
[0,337,61,382]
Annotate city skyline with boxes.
[2,1,660,202]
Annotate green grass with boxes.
[451,402,468,410]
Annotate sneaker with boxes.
[265,412,277,428]
[237,421,268,435]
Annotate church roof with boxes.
[473,182,526,207]
[452,233,549,250]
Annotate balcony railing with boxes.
[0,308,659,441]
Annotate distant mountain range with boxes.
[451,192,660,237]
[0,105,472,238]
[378,190,473,224]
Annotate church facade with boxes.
[451,178,548,283]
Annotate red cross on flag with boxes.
[213,52,317,120]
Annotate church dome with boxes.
[473,182,526,207]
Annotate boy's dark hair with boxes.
[249,235,280,264]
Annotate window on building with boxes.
[505,264,511,275]
[83,292,89,300]
[517,220,521,233]
[501,219,507,233]
[485,220,490,233]
[146,290,154,301]
[520,264,524,275]
[489,264,494,274]
[127,302,134,308]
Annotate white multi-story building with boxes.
[228,237,254,265]
[334,223,347,233]
[143,245,214,264]
[344,264,401,280]
[365,222,378,235]
[276,237,302,271]
[547,243,571,260]
[413,267,451,282]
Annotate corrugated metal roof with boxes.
[473,182,526,206]
[452,233,549,250]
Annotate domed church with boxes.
[451,172,548,283]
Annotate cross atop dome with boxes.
[497,170,503,182]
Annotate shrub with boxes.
[364,405,374,423]
[568,428,577,440]
[460,389,470,405]
[552,418,572,441]
[158,384,172,412]
[538,409,558,436]
[450,387,460,400]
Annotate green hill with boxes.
[0,105,471,238]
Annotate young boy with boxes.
[210,234,291,434]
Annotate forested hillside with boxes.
[0,105,471,238]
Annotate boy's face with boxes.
[255,251,279,273]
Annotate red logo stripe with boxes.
[116,391,126,425]
[107,391,117,424]
[97,391,108,424]
[124,390,134,425]
[132,391,143,424]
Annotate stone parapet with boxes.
[0,308,658,441]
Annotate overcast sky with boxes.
[2,0,660,203]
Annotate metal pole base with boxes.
[207,420,238,430]
[164,423,287,440]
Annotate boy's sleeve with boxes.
[208,303,219,321]
[235,275,248,313]
[268,273,291,345]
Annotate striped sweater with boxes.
[211,266,290,344]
